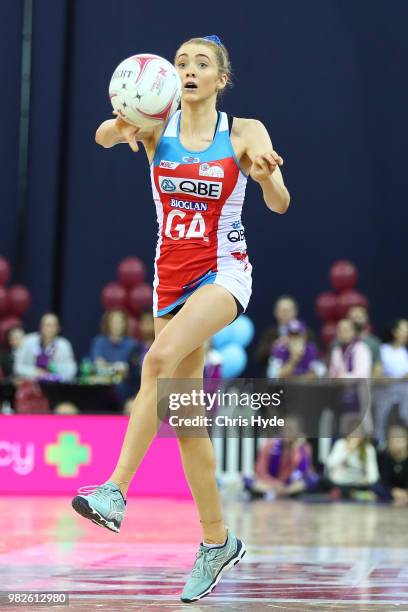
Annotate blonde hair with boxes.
[175,37,233,93]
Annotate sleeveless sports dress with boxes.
[150,110,252,318]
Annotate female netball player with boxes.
[72,35,290,603]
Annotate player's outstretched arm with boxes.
[95,113,156,152]
[243,119,290,214]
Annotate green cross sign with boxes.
[45,432,91,477]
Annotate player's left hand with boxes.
[250,151,283,183]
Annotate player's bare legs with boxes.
[108,283,237,542]
[167,341,226,545]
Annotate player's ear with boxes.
[216,73,228,92]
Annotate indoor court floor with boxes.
[1,496,407,611]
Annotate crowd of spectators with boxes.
[244,415,408,507]
[0,308,155,413]
[256,297,408,382]
[248,295,408,506]
[1,293,407,506]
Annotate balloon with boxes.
[329,260,358,292]
[128,315,141,340]
[127,283,153,316]
[0,257,11,286]
[118,257,146,288]
[315,291,337,320]
[320,321,337,346]
[7,285,31,316]
[0,316,22,346]
[229,315,255,347]
[321,320,337,346]
[0,287,8,316]
[336,289,369,319]
[101,282,127,310]
[219,343,248,378]
[212,325,234,350]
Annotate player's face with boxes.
[175,44,225,102]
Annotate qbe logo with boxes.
[159,176,222,200]
[228,229,245,243]
[161,179,176,192]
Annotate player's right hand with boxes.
[112,111,141,152]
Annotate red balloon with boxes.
[0,287,8,316]
[127,283,153,316]
[7,285,31,316]
[117,257,146,288]
[128,316,141,340]
[0,257,11,286]
[101,282,127,310]
[329,260,358,292]
[336,289,369,319]
[321,320,337,346]
[0,316,22,346]
[315,291,337,320]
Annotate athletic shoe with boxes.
[71,481,126,533]
[180,529,246,603]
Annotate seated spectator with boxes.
[374,321,408,442]
[203,339,223,400]
[0,325,25,380]
[123,399,133,416]
[380,319,408,378]
[267,319,325,379]
[255,295,299,372]
[324,420,379,499]
[204,339,222,380]
[54,402,79,415]
[329,319,372,378]
[90,309,140,406]
[347,305,383,377]
[138,308,155,364]
[376,424,408,505]
[246,417,320,499]
[14,314,77,382]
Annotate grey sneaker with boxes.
[180,529,246,603]
[72,481,126,533]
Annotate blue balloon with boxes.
[229,315,255,348]
[212,325,234,349]
[219,343,248,378]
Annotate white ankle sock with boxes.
[202,537,227,549]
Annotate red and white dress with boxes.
[150,110,252,317]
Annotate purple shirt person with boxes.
[267,319,325,378]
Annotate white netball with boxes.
[109,54,182,128]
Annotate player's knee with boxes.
[143,344,174,378]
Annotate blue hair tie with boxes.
[202,35,223,47]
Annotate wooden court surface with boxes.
[1,496,407,610]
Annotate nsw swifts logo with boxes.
[182,155,200,164]
[199,163,224,178]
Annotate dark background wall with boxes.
[1,0,406,368]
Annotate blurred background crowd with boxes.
[1,251,407,509]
